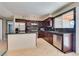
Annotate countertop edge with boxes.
[6,32,38,35]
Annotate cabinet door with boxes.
[53,34,62,50]
[48,33,53,44]
[63,34,72,52]
[38,31,43,38]
[44,32,48,41]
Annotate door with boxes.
[0,18,7,56]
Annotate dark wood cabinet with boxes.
[44,21,50,27]
[43,19,50,27]
[43,17,53,27]
[38,31,45,38]
[38,30,73,53]
[38,31,53,45]
[48,33,53,44]
[38,21,44,27]
[44,32,53,45]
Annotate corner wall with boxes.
[76,7,79,54]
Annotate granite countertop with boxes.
[39,30,72,35]
[46,31,71,34]
[7,30,72,35]
[7,32,38,34]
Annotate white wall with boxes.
[76,7,79,54]
[0,19,2,40]
[52,3,76,17]
[0,4,13,17]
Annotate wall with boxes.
[52,3,76,17]
[0,19,2,40]
[76,7,79,54]
[0,4,13,17]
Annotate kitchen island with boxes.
[7,32,37,51]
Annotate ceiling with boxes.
[0,2,70,17]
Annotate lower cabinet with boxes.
[38,31,53,45]
[53,33,72,53]
[38,31,73,53]
[63,34,72,52]
[38,31,44,38]
[53,34,62,50]
[43,32,53,45]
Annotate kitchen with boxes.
[0,2,78,56]
[6,7,76,53]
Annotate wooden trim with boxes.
[62,34,64,51]
[6,20,8,52]
[73,7,76,52]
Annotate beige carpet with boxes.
[5,38,79,56]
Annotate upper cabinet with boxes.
[54,8,75,28]
[15,22,25,31]
[43,17,53,27]
[27,21,37,26]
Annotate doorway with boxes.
[0,18,8,56]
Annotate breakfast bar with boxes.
[7,33,37,51]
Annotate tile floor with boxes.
[4,38,79,56]
[0,40,7,55]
